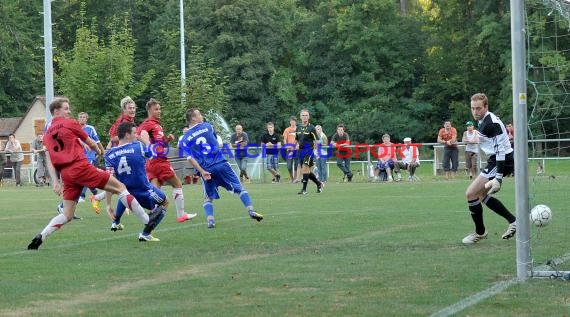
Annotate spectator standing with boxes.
[315,125,328,183]
[230,124,250,183]
[0,141,6,185]
[330,124,353,182]
[260,122,281,183]
[5,134,24,186]
[506,123,514,149]
[282,116,299,183]
[437,120,458,180]
[462,121,479,179]
[31,133,47,185]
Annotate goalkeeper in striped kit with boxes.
[462,93,517,245]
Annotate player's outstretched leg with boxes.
[28,207,72,250]
[203,199,216,228]
[27,234,43,250]
[238,190,263,222]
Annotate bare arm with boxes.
[138,130,151,147]
[84,137,103,156]
[96,142,105,155]
[450,129,458,143]
[437,130,444,144]
[186,156,211,180]
[44,152,62,195]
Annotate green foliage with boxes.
[292,0,428,142]
[187,0,302,140]
[57,5,154,143]
[3,0,569,145]
[525,0,570,138]
[0,0,44,116]
[158,46,229,139]
[414,0,512,136]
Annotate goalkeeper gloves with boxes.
[484,174,503,195]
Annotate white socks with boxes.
[173,188,185,218]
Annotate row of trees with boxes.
[1,0,568,144]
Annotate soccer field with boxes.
[0,175,568,316]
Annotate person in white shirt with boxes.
[397,137,420,181]
[5,134,24,186]
[462,121,479,179]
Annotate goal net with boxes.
[525,0,570,279]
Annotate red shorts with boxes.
[146,158,176,186]
[60,161,110,201]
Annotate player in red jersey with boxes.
[90,96,138,213]
[107,96,137,149]
[27,97,159,250]
[137,98,196,223]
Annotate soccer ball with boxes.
[529,204,552,227]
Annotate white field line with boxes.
[429,279,520,317]
[2,208,378,258]
[0,211,302,258]
[0,217,427,316]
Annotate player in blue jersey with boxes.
[180,108,263,229]
[77,112,105,204]
[104,121,176,241]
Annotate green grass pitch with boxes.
[0,168,568,316]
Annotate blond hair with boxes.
[120,96,135,110]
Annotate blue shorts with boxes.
[116,185,166,214]
[266,155,279,170]
[377,160,395,170]
[202,162,243,200]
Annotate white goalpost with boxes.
[511,0,531,281]
[515,0,570,280]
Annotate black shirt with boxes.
[260,132,280,156]
[296,123,317,153]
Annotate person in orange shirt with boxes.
[437,120,458,180]
[282,116,300,183]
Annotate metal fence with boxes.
[2,138,568,185]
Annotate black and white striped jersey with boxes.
[476,111,513,160]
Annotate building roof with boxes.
[0,96,46,137]
[0,117,24,137]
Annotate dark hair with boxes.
[49,97,70,115]
[337,123,345,129]
[117,121,136,139]
[289,116,297,121]
[186,108,199,124]
[146,98,160,111]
